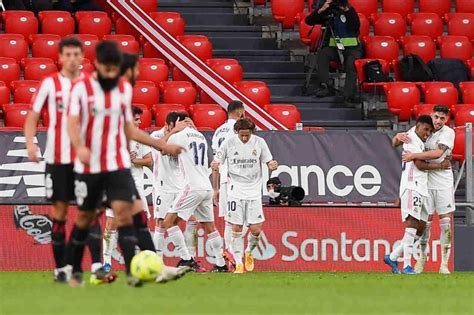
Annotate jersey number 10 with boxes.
[190,141,206,166]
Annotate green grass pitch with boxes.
[1,272,473,314]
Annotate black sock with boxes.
[118,225,138,275]
[51,219,66,269]
[133,212,155,251]
[87,219,102,266]
[66,225,89,273]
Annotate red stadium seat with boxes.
[350,0,378,18]
[355,59,391,91]
[31,35,61,61]
[407,13,444,41]
[153,104,187,127]
[384,82,421,121]
[20,57,55,70]
[456,0,474,14]
[364,36,400,64]
[452,126,474,161]
[75,34,99,62]
[206,58,243,84]
[400,36,436,63]
[28,33,60,44]
[160,81,197,110]
[74,11,108,23]
[271,0,305,29]
[413,104,452,125]
[24,63,57,81]
[0,38,28,62]
[0,34,24,42]
[133,0,157,13]
[370,13,406,41]
[41,15,75,37]
[2,10,35,20]
[178,35,213,62]
[4,13,38,38]
[468,59,474,78]
[421,82,459,106]
[0,83,10,106]
[38,11,71,22]
[77,14,112,39]
[149,12,185,38]
[296,12,322,48]
[143,41,167,60]
[264,104,301,130]
[454,107,474,126]
[132,104,153,128]
[234,81,271,107]
[419,0,451,18]
[0,57,21,89]
[58,58,93,73]
[3,102,30,112]
[115,17,141,40]
[103,35,140,54]
[12,80,39,104]
[451,103,474,116]
[4,108,30,127]
[382,0,414,18]
[438,36,473,62]
[460,82,474,103]
[358,13,370,39]
[190,104,227,130]
[132,81,159,110]
[137,58,169,87]
[445,13,474,41]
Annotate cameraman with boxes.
[305,0,363,106]
[266,177,305,206]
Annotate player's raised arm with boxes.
[392,132,410,147]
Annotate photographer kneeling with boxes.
[305,0,363,106]
[267,177,305,207]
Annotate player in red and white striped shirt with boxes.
[24,37,106,284]
[66,41,182,287]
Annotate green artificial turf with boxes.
[0,272,473,315]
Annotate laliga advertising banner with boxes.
[0,205,453,272]
[0,131,400,204]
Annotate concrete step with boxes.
[186,25,263,37]
[181,13,248,25]
[159,2,234,13]
[303,120,378,130]
[243,72,306,84]
[240,61,304,73]
[209,37,277,50]
[213,50,290,62]
[298,107,364,121]
[268,84,307,96]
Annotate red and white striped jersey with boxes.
[68,76,133,174]
[32,72,76,164]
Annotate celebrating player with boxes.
[212,117,278,274]
[384,116,450,274]
[211,100,245,264]
[24,37,105,284]
[162,118,228,272]
[66,41,182,287]
[394,105,455,274]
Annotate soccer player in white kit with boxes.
[211,100,246,264]
[162,122,228,272]
[395,105,455,274]
[385,116,451,274]
[212,117,279,274]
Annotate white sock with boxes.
[246,232,260,253]
[231,231,243,265]
[389,243,403,261]
[103,229,117,266]
[420,222,431,256]
[440,217,452,265]
[153,227,166,257]
[167,226,191,261]
[184,221,197,258]
[208,231,225,267]
[91,262,102,273]
[242,225,249,238]
[402,227,417,268]
[224,222,232,251]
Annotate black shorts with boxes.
[74,169,136,211]
[45,163,75,202]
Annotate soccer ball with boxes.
[130,250,163,281]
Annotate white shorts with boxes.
[426,188,456,216]
[226,196,265,226]
[169,189,214,223]
[153,191,178,220]
[218,183,228,218]
[106,187,148,219]
[400,190,429,222]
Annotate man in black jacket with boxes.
[305,0,363,105]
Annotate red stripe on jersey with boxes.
[83,78,95,174]
[100,92,112,172]
[52,74,63,164]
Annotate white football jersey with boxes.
[425,125,455,190]
[215,134,273,200]
[150,129,184,193]
[211,118,236,184]
[129,139,152,188]
[400,128,429,197]
[167,127,212,191]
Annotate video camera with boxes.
[267,177,305,206]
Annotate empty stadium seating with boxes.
[137,58,169,87]
[41,15,75,37]
[153,104,187,128]
[4,12,38,38]
[4,107,30,127]
[354,59,390,91]
[400,35,437,63]
[103,35,140,54]
[77,14,112,39]
[132,104,153,128]
[350,0,378,18]
[264,104,301,130]
[381,0,414,18]
[454,107,474,126]
[115,17,141,40]
[271,0,305,29]
[460,82,474,104]
[456,0,474,14]
[452,126,474,161]
[419,0,451,18]
[234,81,271,107]
[160,81,197,110]
[370,13,406,41]
[364,36,400,64]
[190,104,227,130]
[24,62,57,81]
[132,81,159,110]
[149,12,185,38]
[12,80,39,104]
[421,82,459,106]
[384,82,421,121]
[0,38,28,62]
[0,83,10,106]
[0,57,21,89]
[31,35,61,61]
[438,35,473,62]
[445,13,474,40]
[407,13,444,40]
[75,34,99,62]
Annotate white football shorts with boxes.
[169,189,214,223]
[226,196,265,226]
[400,189,429,222]
[426,188,456,215]
[153,191,179,220]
